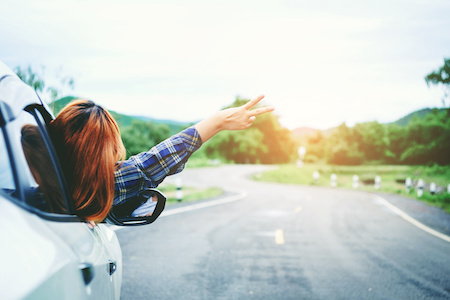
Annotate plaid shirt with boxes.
[113,126,202,205]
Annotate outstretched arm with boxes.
[195,95,274,143]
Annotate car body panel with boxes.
[0,195,86,299]
[0,186,123,299]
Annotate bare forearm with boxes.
[195,111,224,143]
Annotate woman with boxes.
[48,95,273,223]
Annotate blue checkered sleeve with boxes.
[113,126,202,205]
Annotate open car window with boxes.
[1,104,78,221]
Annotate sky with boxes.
[1,0,449,129]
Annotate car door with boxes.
[0,71,120,299]
[30,106,120,299]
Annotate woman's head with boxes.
[49,99,125,222]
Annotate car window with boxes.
[0,129,15,195]
[6,108,67,214]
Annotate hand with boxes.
[220,95,274,131]
[195,95,275,142]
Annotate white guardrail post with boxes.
[405,177,412,193]
[417,178,424,197]
[374,176,381,190]
[330,173,337,187]
[352,175,359,189]
[176,177,183,202]
[313,171,320,184]
[430,182,436,195]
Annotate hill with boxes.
[50,96,192,134]
[391,107,447,126]
[49,96,77,114]
[291,127,318,142]
[292,107,448,140]
[291,126,335,142]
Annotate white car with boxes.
[0,62,164,299]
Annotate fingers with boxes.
[244,116,256,129]
[249,106,275,116]
[244,94,265,109]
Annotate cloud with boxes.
[1,0,449,129]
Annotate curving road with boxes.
[116,165,450,300]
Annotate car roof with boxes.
[0,61,45,122]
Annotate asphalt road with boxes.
[116,165,450,300]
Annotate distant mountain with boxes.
[291,127,318,141]
[291,107,447,140]
[50,96,192,135]
[391,107,447,126]
[291,126,335,141]
[49,96,77,114]
[109,111,191,134]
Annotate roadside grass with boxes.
[157,183,223,204]
[253,164,450,213]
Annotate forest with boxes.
[303,108,450,166]
[115,98,449,167]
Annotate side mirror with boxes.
[105,188,166,226]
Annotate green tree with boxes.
[385,123,408,163]
[204,96,296,164]
[327,142,364,165]
[425,58,450,107]
[14,65,75,111]
[252,112,297,164]
[401,109,450,165]
[202,128,267,163]
[353,121,388,162]
[304,130,325,163]
[121,120,171,157]
[14,65,46,93]
[324,123,365,165]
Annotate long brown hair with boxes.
[48,99,125,222]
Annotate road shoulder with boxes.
[374,191,450,237]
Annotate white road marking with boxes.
[160,191,247,217]
[373,195,450,243]
[275,229,285,245]
[110,191,247,231]
[295,206,302,213]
